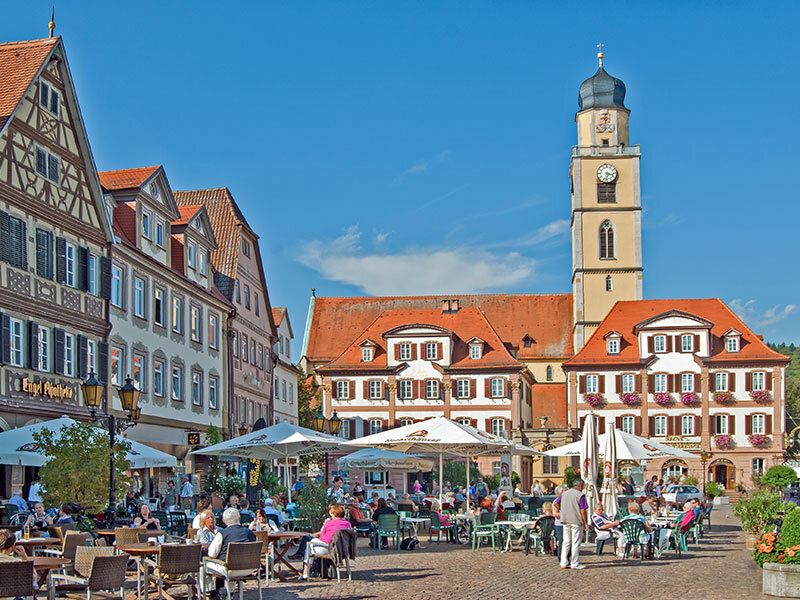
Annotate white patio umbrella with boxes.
[192,421,344,502]
[543,429,696,460]
[580,414,600,520]
[345,416,513,505]
[0,416,177,469]
[600,423,619,517]
[337,448,435,496]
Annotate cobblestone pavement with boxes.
[236,507,764,600]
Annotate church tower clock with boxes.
[571,49,643,349]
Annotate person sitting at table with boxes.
[239,499,255,519]
[591,505,624,557]
[205,508,257,597]
[299,504,352,580]
[0,528,28,561]
[640,495,656,516]
[679,501,697,533]
[195,510,222,546]
[348,498,372,528]
[385,493,397,508]
[7,489,28,513]
[399,493,417,513]
[262,498,284,526]
[191,498,212,529]
[368,492,381,509]
[430,500,456,542]
[248,508,270,532]
[133,503,161,530]
[24,502,53,532]
[690,498,704,518]
[621,502,653,557]
[57,504,74,524]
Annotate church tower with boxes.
[571,49,643,350]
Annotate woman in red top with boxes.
[301,504,352,580]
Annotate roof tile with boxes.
[0,38,56,125]
[98,166,159,190]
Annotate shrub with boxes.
[216,475,246,498]
[564,465,579,488]
[732,490,785,536]
[765,465,797,490]
[298,479,334,532]
[780,507,800,549]
[682,476,699,486]
[431,460,482,490]
[706,481,724,498]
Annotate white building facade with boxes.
[272,307,299,426]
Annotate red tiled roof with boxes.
[321,307,521,371]
[98,166,159,190]
[272,307,286,328]
[173,204,201,226]
[306,294,573,363]
[0,38,56,130]
[564,299,789,367]
[532,383,568,428]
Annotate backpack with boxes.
[400,536,419,551]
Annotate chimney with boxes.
[450,298,459,312]
[441,299,451,313]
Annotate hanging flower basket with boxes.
[681,392,700,407]
[621,392,641,406]
[713,391,735,405]
[653,392,674,406]
[748,434,772,448]
[750,390,773,403]
[584,393,605,408]
[714,434,735,449]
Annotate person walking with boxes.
[554,477,589,570]
[179,476,194,510]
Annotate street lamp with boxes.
[81,372,141,527]
[311,408,341,484]
[700,451,711,495]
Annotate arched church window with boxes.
[546,365,553,381]
[599,221,615,259]
[606,275,613,291]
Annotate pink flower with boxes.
[653,392,673,406]
[681,392,700,407]
[621,392,641,406]
[584,393,605,408]
[750,390,772,403]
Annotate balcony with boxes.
[572,144,641,157]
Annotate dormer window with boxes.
[398,343,412,361]
[522,335,533,349]
[156,219,165,248]
[142,210,152,240]
[362,347,373,362]
[653,335,666,353]
[425,342,440,360]
[681,334,694,353]
[199,250,207,276]
[469,344,482,360]
[726,336,740,353]
[187,241,196,269]
[607,338,619,355]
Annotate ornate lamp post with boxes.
[81,372,141,527]
[311,408,341,484]
[700,451,711,494]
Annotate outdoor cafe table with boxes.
[494,520,534,552]
[95,529,167,545]
[267,531,309,581]
[400,516,430,537]
[32,555,69,598]
[117,542,160,600]
[16,536,60,553]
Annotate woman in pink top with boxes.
[301,504,352,579]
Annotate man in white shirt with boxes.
[327,476,345,503]
[28,481,43,504]
[180,476,194,510]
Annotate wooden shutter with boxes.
[504,417,511,435]
[27,321,39,370]
[709,415,716,435]
[635,374,642,393]
[53,328,65,375]
[55,237,67,284]
[36,230,49,278]
[729,373,736,392]
[331,381,338,400]
[667,374,674,393]
[693,335,700,352]
[579,375,587,394]
[598,375,605,393]
[379,381,385,399]
[98,342,108,384]
[363,381,369,399]
[695,415,702,434]
[666,336,673,352]
[766,415,773,434]
[470,418,478,428]
[745,372,752,391]
[410,344,417,360]
[469,378,476,399]
[675,336,682,351]
[728,414,736,434]
[615,374,622,393]
[647,336,654,353]
[77,335,88,379]
[0,211,9,263]
[78,247,89,291]
[99,256,112,300]
[709,373,716,392]
[647,374,654,392]
[381,419,389,432]
[634,417,642,436]
[598,419,606,434]
[745,415,752,435]
[503,378,509,398]
[580,416,587,430]
[349,380,356,400]
[767,372,773,390]
[694,375,701,393]
[667,416,674,435]
[615,416,622,429]
[393,345,399,360]
[648,416,655,433]
[436,342,443,359]
[485,379,492,398]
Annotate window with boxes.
[336,380,349,399]
[64,242,76,287]
[361,347,373,362]
[111,265,123,308]
[542,455,559,475]
[752,371,766,391]
[282,380,287,401]
[681,415,695,436]
[63,334,75,376]
[40,81,59,114]
[279,336,284,355]
[172,365,183,400]
[172,297,183,333]
[155,220,165,248]
[199,251,207,276]
[653,335,666,353]
[8,318,23,367]
[681,335,694,353]
[142,210,151,239]
[654,415,667,436]
[399,380,413,399]
[586,374,598,394]
[752,414,765,435]
[289,382,294,404]
[654,373,667,393]
[47,153,59,183]
[241,239,250,257]
[234,280,240,303]
[366,380,382,399]
[491,417,505,438]
[490,378,504,398]
[456,379,470,399]
[133,353,145,393]
[251,340,256,363]
[426,380,440,399]
[599,220,615,259]
[715,372,728,392]
[36,147,47,176]
[753,458,765,475]
[257,344,264,368]
[469,344,482,360]
[110,347,123,385]
[187,242,196,269]
[715,414,728,435]
[425,342,438,360]
[399,418,413,427]
[209,314,219,349]
[546,366,553,381]
[133,277,145,318]
[285,338,290,357]
[621,415,634,434]
[232,331,238,357]
[607,338,619,354]
[241,335,248,362]
[622,373,635,394]
[456,417,471,426]
[398,343,412,361]
[369,419,383,434]
[244,285,250,309]
[38,326,49,371]
[86,339,96,375]
[338,419,351,439]
[153,360,164,397]
[209,376,219,409]
[192,372,202,406]
[274,378,279,399]
[606,275,613,291]
[254,294,259,316]
[597,182,616,203]
[190,306,201,342]
[154,288,165,327]
[681,373,694,393]
[726,336,740,353]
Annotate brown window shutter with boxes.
[332,381,339,400]
[504,417,511,435]
[766,415,773,434]
[767,372,773,390]
[745,372,752,391]
[667,416,674,436]
[504,378,510,398]
[580,416,587,430]
[648,416,655,433]
[382,419,389,431]
[675,336,682,352]
[647,375,654,392]
[666,337,673,353]
[411,344,417,360]
[695,415,702,435]
[599,375,605,394]
[729,373,736,392]
[363,381,369,399]
[485,378,492,398]
[394,345,399,360]
[470,418,477,428]
[709,415,716,435]
[615,416,622,429]
[667,374,674,393]
[579,376,587,394]
[694,375,701,393]
[635,374,642,393]
[615,374,622,393]
[647,336,654,353]
[598,419,606,434]
[469,378,476,399]
[728,414,736,435]
[436,342,443,359]
[745,415,752,435]
[693,335,700,352]
[634,417,642,436]
[349,380,355,400]
[380,381,385,399]
[709,373,716,393]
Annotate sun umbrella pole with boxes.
[439,452,443,505]
[465,456,470,512]
[286,448,292,505]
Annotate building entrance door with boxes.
[713,464,735,488]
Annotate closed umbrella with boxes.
[600,423,619,517]
[544,429,696,460]
[580,414,600,520]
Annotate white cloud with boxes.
[375,231,390,243]
[398,150,450,179]
[486,219,570,249]
[729,299,797,328]
[299,226,534,295]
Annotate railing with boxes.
[572,144,641,157]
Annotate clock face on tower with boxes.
[597,164,618,183]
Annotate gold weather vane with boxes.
[48,7,55,38]
[596,42,604,67]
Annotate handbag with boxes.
[400,536,419,551]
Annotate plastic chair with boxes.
[429,511,457,543]
[397,503,415,514]
[620,519,648,559]
[524,516,555,556]
[152,510,169,530]
[471,513,500,552]
[376,514,402,550]
[616,506,629,519]
[702,505,713,533]
[202,541,264,600]
[167,511,188,536]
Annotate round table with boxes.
[117,543,161,600]
[267,531,310,581]
[16,537,60,553]
[32,556,70,598]
[494,520,534,552]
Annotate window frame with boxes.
[585,374,599,394]
[654,415,667,436]
[132,352,146,393]
[87,254,98,296]
[172,295,184,334]
[398,343,412,361]
[681,334,694,353]
[715,372,728,392]
[469,344,482,360]
[599,220,615,259]
[187,241,196,270]
[753,458,765,475]
[490,377,504,398]
[369,419,383,435]
[399,380,413,400]
[752,371,766,392]
[63,333,75,377]
[653,335,666,353]
[336,380,349,400]
[369,380,383,400]
[244,285,250,309]
[155,219,165,248]
[681,372,694,393]
[64,242,76,288]
[621,415,635,434]
[715,414,729,435]
[426,379,440,399]
[133,276,146,319]
[209,376,219,410]
[456,379,470,399]
[209,313,219,349]
[654,373,667,393]
[39,80,59,115]
[607,338,619,355]
[171,364,184,401]
[110,265,124,308]
[38,326,50,372]
[621,373,635,394]
[361,347,373,362]
[110,346,124,386]
[681,415,695,436]
[153,359,165,397]
[425,342,438,360]
[752,414,765,435]
[191,371,203,406]
[190,304,201,343]
[9,318,23,367]
[141,210,152,240]
[726,336,740,353]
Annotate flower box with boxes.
[713,391,735,405]
[653,392,673,406]
[715,434,735,449]
[763,563,800,597]
[620,392,641,406]
[751,390,773,403]
[584,393,605,408]
[680,392,700,407]
[748,434,772,448]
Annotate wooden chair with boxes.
[0,559,34,600]
[148,543,202,600]
[253,530,274,581]
[202,541,263,600]
[48,553,128,600]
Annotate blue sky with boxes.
[4,1,800,353]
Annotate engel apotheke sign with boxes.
[21,377,74,400]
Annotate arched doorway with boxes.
[709,458,736,489]
[662,460,688,482]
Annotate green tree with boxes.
[431,461,482,490]
[203,424,224,495]
[33,421,130,514]
[297,374,323,473]
[764,465,797,491]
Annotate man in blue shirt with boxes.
[8,490,28,512]
[262,498,284,526]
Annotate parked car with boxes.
[662,484,703,506]
[785,481,800,499]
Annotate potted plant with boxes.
[751,390,773,403]
[653,392,673,406]
[706,481,726,504]
[620,392,641,406]
[714,434,735,450]
[680,392,700,407]
[733,490,786,548]
[584,393,605,408]
[749,434,773,448]
[713,391,735,404]
[757,506,800,596]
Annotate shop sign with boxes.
[21,377,74,400]
[662,435,701,451]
